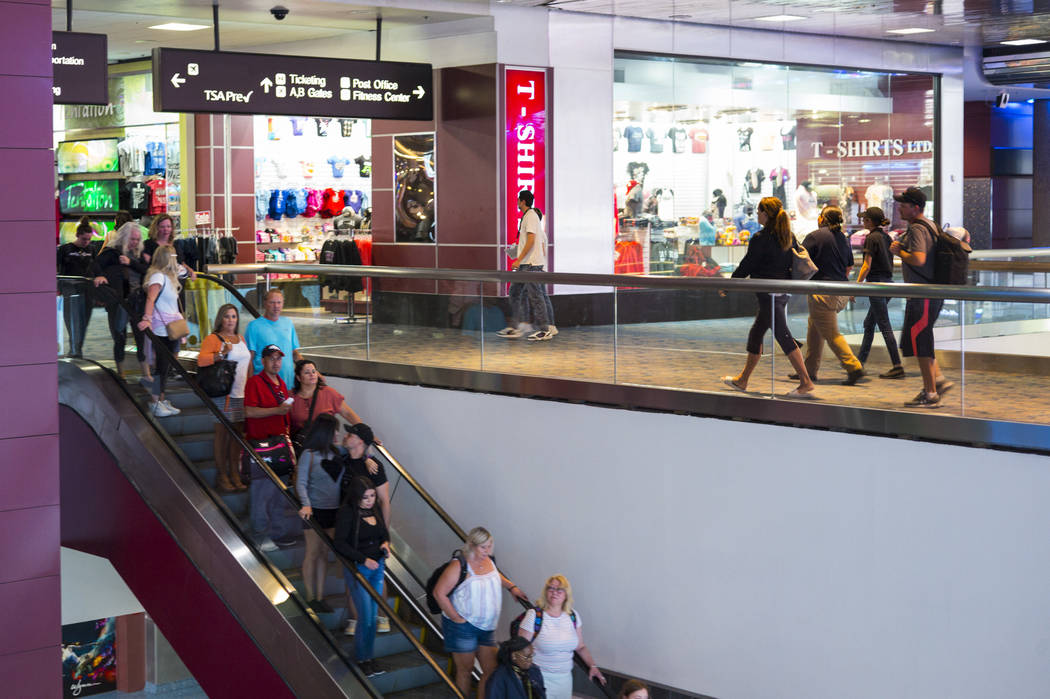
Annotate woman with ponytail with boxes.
[799,205,865,385]
[722,197,816,398]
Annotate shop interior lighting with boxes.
[754,14,807,22]
[886,27,936,35]
[1000,39,1048,46]
[149,22,210,31]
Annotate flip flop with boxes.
[722,376,747,392]
[786,388,818,400]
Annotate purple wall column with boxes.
[0,2,61,697]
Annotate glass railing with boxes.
[57,275,463,698]
[195,263,1050,447]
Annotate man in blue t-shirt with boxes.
[245,288,302,386]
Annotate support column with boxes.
[0,1,61,696]
[1034,100,1050,247]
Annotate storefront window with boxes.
[613,53,937,276]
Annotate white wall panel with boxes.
[335,375,1050,699]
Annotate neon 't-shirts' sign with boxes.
[505,67,547,259]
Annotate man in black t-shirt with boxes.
[853,207,903,378]
[56,221,97,357]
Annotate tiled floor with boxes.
[66,303,1050,426]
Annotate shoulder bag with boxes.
[290,387,322,457]
[197,334,238,397]
[791,241,818,280]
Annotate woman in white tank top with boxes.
[433,527,529,699]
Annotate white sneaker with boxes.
[497,326,523,338]
[151,400,176,417]
[517,322,534,333]
[161,399,181,415]
[547,325,558,337]
[257,538,279,552]
[377,616,390,633]
[344,619,356,636]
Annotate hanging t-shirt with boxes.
[657,190,674,221]
[354,155,371,177]
[122,181,150,217]
[339,119,355,138]
[327,156,350,178]
[305,189,323,217]
[268,189,286,220]
[623,126,644,153]
[290,117,308,136]
[689,127,709,154]
[146,179,167,214]
[737,127,754,152]
[321,188,344,218]
[267,118,281,140]
[645,128,664,154]
[781,124,797,150]
[118,139,146,176]
[667,126,688,153]
[344,190,367,213]
[255,191,270,220]
[299,160,315,178]
[315,117,333,137]
[144,141,166,175]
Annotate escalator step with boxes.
[172,432,215,462]
[363,650,442,695]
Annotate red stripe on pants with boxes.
[910,298,930,352]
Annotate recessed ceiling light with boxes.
[887,27,936,35]
[149,22,210,31]
[1000,38,1048,46]
[754,14,807,22]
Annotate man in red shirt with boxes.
[244,344,295,551]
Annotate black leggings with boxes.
[746,293,797,355]
[105,303,146,364]
[152,335,181,398]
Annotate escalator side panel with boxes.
[60,406,294,698]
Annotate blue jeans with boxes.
[509,264,553,329]
[250,459,295,543]
[346,559,385,661]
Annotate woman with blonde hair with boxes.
[197,303,250,490]
[91,221,150,379]
[137,246,185,416]
[517,575,604,698]
[433,527,530,698]
[722,196,816,398]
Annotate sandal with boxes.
[722,376,747,392]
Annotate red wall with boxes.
[194,114,257,263]
[964,101,992,178]
[0,2,62,695]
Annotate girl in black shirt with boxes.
[722,197,816,399]
[855,207,904,378]
[57,217,97,356]
[334,475,390,677]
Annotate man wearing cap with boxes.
[246,288,302,387]
[889,186,954,408]
[244,344,296,551]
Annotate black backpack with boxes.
[509,606,577,638]
[916,220,971,285]
[424,551,467,614]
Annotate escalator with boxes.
[58,273,612,697]
[58,276,462,698]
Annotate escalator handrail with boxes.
[59,275,465,698]
[177,271,610,696]
[196,271,261,318]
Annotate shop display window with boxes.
[251,115,373,262]
[613,53,937,276]
[393,134,436,243]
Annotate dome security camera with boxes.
[270,5,289,20]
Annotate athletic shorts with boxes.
[899,297,943,358]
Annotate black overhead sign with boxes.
[52,32,108,105]
[152,48,433,121]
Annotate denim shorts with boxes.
[442,615,496,653]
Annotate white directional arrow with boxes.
[413,85,425,99]
[260,77,273,93]
[171,73,186,88]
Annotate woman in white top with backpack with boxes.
[518,574,605,698]
[137,246,187,417]
[433,527,530,699]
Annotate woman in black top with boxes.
[143,213,197,281]
[334,475,390,677]
[91,222,150,379]
[722,197,816,398]
[485,637,546,699]
[854,207,904,378]
[57,216,97,357]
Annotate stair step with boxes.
[362,650,443,695]
[339,621,423,659]
[172,431,215,462]
[155,406,219,437]
[162,386,206,410]
[383,685,457,699]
